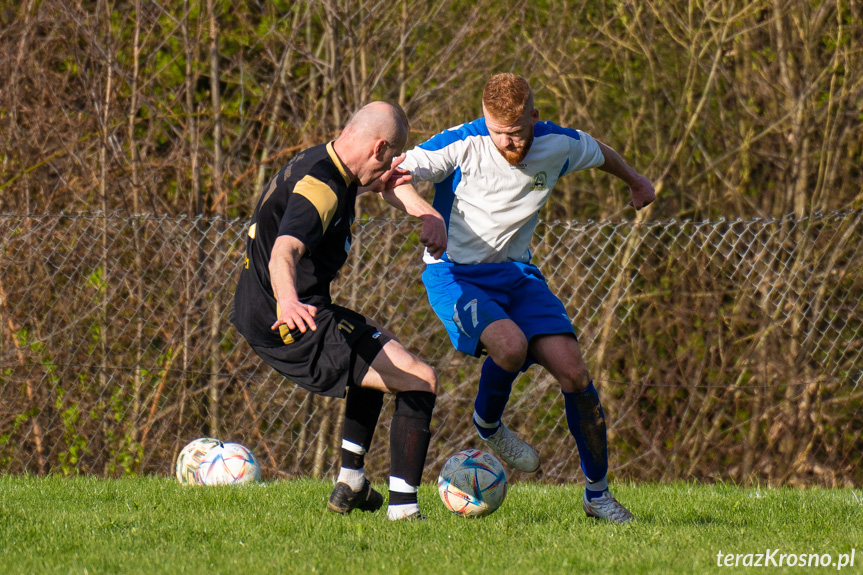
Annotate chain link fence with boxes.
[1,212,861,486]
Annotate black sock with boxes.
[341,386,384,469]
[389,390,436,501]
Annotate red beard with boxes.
[494,135,533,166]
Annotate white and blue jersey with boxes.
[403,118,605,356]
[401,117,604,265]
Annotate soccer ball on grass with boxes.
[197,442,261,485]
[175,437,222,485]
[175,438,261,485]
[437,449,507,517]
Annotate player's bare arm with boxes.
[357,152,446,257]
[269,235,317,333]
[595,140,656,210]
[383,183,447,259]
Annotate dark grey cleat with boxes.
[583,490,634,524]
[482,422,540,473]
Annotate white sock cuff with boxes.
[389,476,418,494]
[473,411,499,429]
[387,503,420,521]
[585,475,609,492]
[337,467,365,490]
[341,439,366,455]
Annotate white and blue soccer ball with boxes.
[196,441,261,485]
[438,449,507,517]
[175,438,261,485]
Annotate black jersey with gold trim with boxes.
[232,142,358,347]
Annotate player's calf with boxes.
[387,390,436,520]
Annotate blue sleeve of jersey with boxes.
[536,122,605,176]
[403,119,487,184]
[564,129,605,175]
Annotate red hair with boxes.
[482,73,533,124]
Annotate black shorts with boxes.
[248,304,392,398]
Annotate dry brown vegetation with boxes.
[2,0,861,218]
[0,1,861,485]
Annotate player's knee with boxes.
[419,363,438,395]
[494,348,527,372]
[400,360,437,395]
[559,363,590,392]
[485,332,528,372]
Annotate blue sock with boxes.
[562,381,609,500]
[473,357,519,439]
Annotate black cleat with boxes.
[327,479,384,514]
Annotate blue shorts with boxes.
[422,261,575,357]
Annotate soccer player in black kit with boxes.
[233,101,447,520]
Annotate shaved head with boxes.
[342,101,409,151]
[332,101,410,186]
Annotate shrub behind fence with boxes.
[1,212,860,486]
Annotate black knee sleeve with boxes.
[394,390,436,422]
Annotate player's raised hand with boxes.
[271,299,318,334]
[379,154,413,191]
[628,175,656,210]
[420,212,447,259]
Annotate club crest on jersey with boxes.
[531,171,547,191]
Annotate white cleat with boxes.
[582,490,634,524]
[481,422,540,473]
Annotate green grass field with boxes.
[0,476,860,574]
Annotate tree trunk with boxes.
[206,0,225,438]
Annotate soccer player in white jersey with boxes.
[397,73,656,524]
